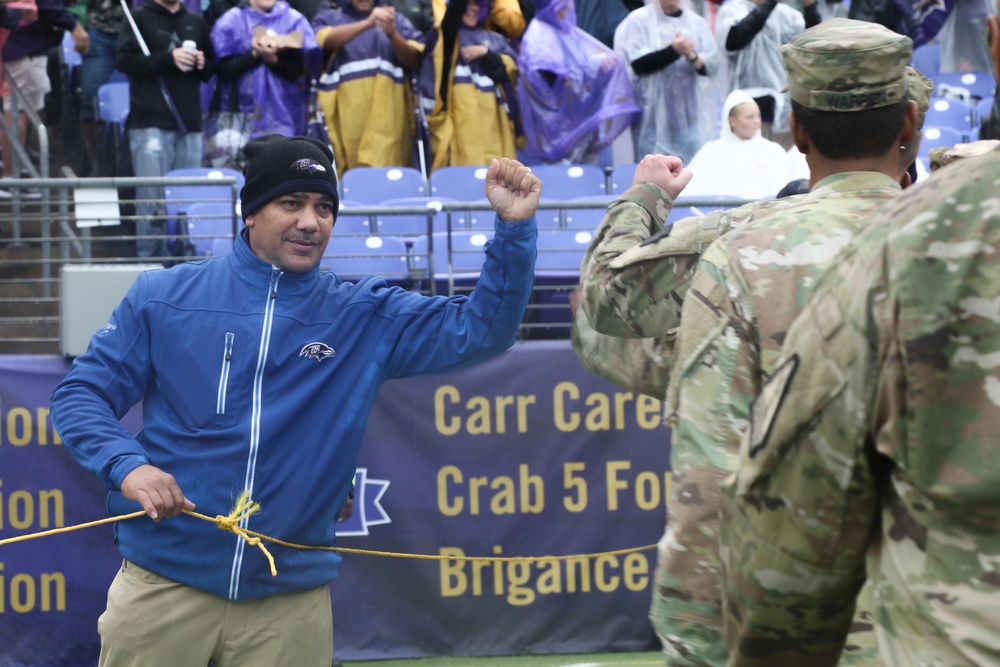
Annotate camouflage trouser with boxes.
[649,559,729,667]
[839,582,876,665]
[649,460,875,667]
[648,463,729,667]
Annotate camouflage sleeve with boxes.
[579,182,729,339]
[650,244,760,667]
[569,305,672,399]
[719,242,886,667]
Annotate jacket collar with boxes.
[229,226,322,297]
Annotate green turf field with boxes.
[341,651,663,667]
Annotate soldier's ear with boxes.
[789,112,809,155]
[898,100,919,149]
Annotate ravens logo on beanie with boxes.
[240,134,339,220]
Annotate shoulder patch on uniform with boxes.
[641,224,674,246]
[814,290,844,341]
[749,354,799,459]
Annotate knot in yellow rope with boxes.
[213,491,277,577]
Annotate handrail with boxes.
[2,68,52,297]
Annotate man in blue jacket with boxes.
[50,133,540,667]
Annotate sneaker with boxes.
[0,185,42,200]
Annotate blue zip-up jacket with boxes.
[51,216,536,600]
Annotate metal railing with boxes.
[1,66,51,246]
[0,170,748,354]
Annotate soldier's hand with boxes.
[121,464,195,521]
[632,153,692,200]
[485,158,541,222]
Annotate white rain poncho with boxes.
[939,0,994,74]
[683,89,791,199]
[614,0,721,162]
[714,0,803,133]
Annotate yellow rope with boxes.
[0,494,658,576]
[209,491,277,577]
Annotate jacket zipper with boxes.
[228,270,282,600]
[216,332,235,415]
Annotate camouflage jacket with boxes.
[659,171,901,666]
[721,148,1000,666]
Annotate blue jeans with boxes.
[79,29,119,122]
[129,127,203,259]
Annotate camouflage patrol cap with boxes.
[783,17,913,112]
[906,66,934,120]
[928,139,1000,170]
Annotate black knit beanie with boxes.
[240,134,339,220]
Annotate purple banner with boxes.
[0,343,666,665]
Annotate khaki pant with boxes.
[98,560,333,667]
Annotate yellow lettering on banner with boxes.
[635,395,661,429]
[435,386,462,436]
[437,465,546,517]
[438,466,464,516]
[0,563,67,613]
[622,554,649,591]
[438,547,652,606]
[553,382,581,431]
[594,555,618,592]
[562,462,587,512]
[552,382,664,433]
[0,398,61,447]
[0,481,65,530]
[439,548,467,596]
[605,463,671,511]
[433,386,536,436]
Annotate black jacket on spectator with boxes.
[115,1,215,132]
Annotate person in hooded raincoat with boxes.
[420,0,522,170]
[682,89,789,199]
[615,0,720,162]
[313,0,423,176]
[715,0,808,145]
[208,0,320,163]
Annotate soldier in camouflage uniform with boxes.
[574,18,926,667]
[571,70,931,401]
[721,144,1000,667]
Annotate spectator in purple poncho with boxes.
[206,0,321,165]
[516,0,640,163]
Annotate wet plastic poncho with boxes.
[938,0,993,74]
[210,0,321,138]
[714,0,803,133]
[516,0,640,163]
[683,89,790,199]
[614,0,720,162]
[313,1,424,175]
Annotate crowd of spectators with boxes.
[0,0,997,204]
